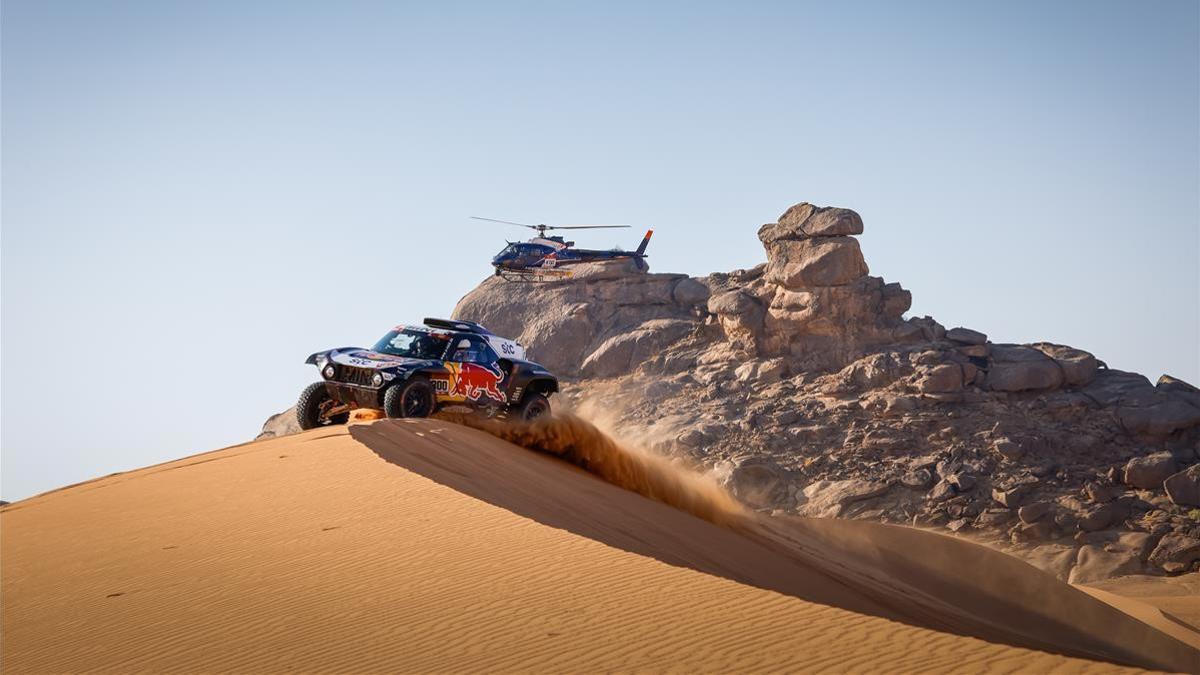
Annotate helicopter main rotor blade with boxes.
[470,216,540,229]
[545,225,631,230]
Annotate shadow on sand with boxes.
[349,416,1199,672]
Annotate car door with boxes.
[446,336,509,405]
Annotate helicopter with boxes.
[472,216,653,282]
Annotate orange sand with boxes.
[2,419,1197,672]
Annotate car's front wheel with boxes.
[513,393,551,422]
[383,377,436,418]
[297,382,350,430]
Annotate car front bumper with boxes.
[325,382,384,408]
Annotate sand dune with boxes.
[3,418,1198,673]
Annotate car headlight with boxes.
[372,373,384,387]
[323,365,336,379]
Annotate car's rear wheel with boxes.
[297,382,350,430]
[384,377,436,418]
[514,393,551,422]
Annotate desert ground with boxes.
[3,417,1198,673]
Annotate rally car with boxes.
[296,318,558,429]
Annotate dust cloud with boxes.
[452,412,745,527]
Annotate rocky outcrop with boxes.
[454,200,1200,581]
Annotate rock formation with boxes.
[262,200,1200,583]
[449,201,1200,582]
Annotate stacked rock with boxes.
[736,203,912,365]
[759,203,868,286]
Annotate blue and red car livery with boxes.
[296,318,558,428]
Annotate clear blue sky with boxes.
[3,0,1197,501]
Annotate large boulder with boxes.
[581,319,698,378]
[257,407,300,439]
[830,353,901,392]
[915,364,964,394]
[1068,533,1156,584]
[1076,501,1127,532]
[1147,535,1200,573]
[757,203,864,243]
[707,289,757,315]
[569,258,647,279]
[799,479,889,518]
[992,484,1032,508]
[1164,464,1200,507]
[759,277,904,364]
[1080,370,1155,406]
[880,282,912,320]
[946,327,987,345]
[734,358,787,385]
[764,238,869,288]
[1115,394,1200,439]
[1080,370,1200,439]
[708,290,765,354]
[1122,452,1177,490]
[671,277,710,307]
[1025,544,1078,581]
[453,272,695,375]
[1031,343,1098,386]
[986,345,1064,392]
[765,284,871,338]
[1158,375,1200,409]
[713,456,788,509]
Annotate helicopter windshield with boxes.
[372,329,449,360]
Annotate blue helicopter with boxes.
[472,217,653,281]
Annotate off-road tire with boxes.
[514,393,551,422]
[384,376,436,418]
[297,382,349,430]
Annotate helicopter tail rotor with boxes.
[635,229,653,256]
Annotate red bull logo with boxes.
[440,362,506,404]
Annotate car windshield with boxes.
[372,329,449,360]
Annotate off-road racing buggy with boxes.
[296,318,558,429]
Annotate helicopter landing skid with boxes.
[496,268,575,283]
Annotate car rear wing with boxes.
[424,317,495,336]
